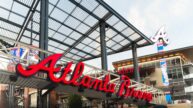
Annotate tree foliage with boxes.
[68,94,82,108]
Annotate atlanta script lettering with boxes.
[16,54,152,102]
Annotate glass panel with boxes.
[90,50,100,56]
[76,43,86,49]
[89,41,100,49]
[48,29,55,37]
[80,0,99,11]
[82,38,92,44]
[49,4,54,14]
[12,2,29,16]
[69,31,82,40]
[129,33,140,41]
[58,25,73,36]
[57,0,76,14]
[32,40,39,47]
[95,37,100,43]
[48,40,60,46]
[137,39,147,45]
[82,46,93,52]
[106,29,117,38]
[107,48,113,53]
[28,22,39,32]
[112,35,124,42]
[76,23,90,34]
[65,16,81,29]
[50,8,68,22]
[70,49,79,54]
[93,5,108,18]
[112,44,122,50]
[9,13,24,25]
[65,53,73,58]
[48,45,56,51]
[52,32,67,41]
[48,19,61,30]
[23,31,31,37]
[114,21,127,31]
[0,8,9,19]
[34,35,39,40]
[33,12,40,23]
[20,36,30,44]
[54,48,64,53]
[120,40,130,46]
[77,52,86,57]
[122,27,134,37]
[0,21,20,33]
[49,0,58,5]
[0,0,13,10]
[0,28,17,39]
[58,44,68,50]
[84,15,97,27]
[84,55,91,59]
[106,16,119,26]
[36,1,40,11]
[72,56,81,60]
[89,30,99,39]
[107,40,116,47]
[72,7,89,21]
[63,38,75,45]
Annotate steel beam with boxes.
[0,17,39,35]
[100,21,108,71]
[132,43,140,82]
[70,0,133,45]
[96,0,153,45]
[62,12,112,56]
[38,0,49,107]
[15,0,40,44]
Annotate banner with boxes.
[160,58,169,86]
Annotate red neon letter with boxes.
[16,54,62,77]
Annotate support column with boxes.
[24,88,30,108]
[39,0,48,59]
[38,0,48,108]
[49,91,57,108]
[99,20,108,71]
[99,21,109,108]
[8,85,15,108]
[132,43,140,82]
[37,90,42,108]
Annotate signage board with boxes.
[16,53,153,102]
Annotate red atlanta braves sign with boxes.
[16,54,152,102]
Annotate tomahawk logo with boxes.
[151,26,169,46]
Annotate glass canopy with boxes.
[0,0,153,61]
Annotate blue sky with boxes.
[86,0,193,70]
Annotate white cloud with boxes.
[127,0,192,38]
[170,0,190,16]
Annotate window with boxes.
[172,73,177,79]
[168,74,172,78]
[178,73,182,78]
[176,58,180,65]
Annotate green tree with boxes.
[68,94,82,108]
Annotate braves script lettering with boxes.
[16,54,152,102]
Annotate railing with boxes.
[0,35,166,105]
[184,74,193,79]
[185,86,193,93]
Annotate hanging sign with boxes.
[16,53,152,102]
